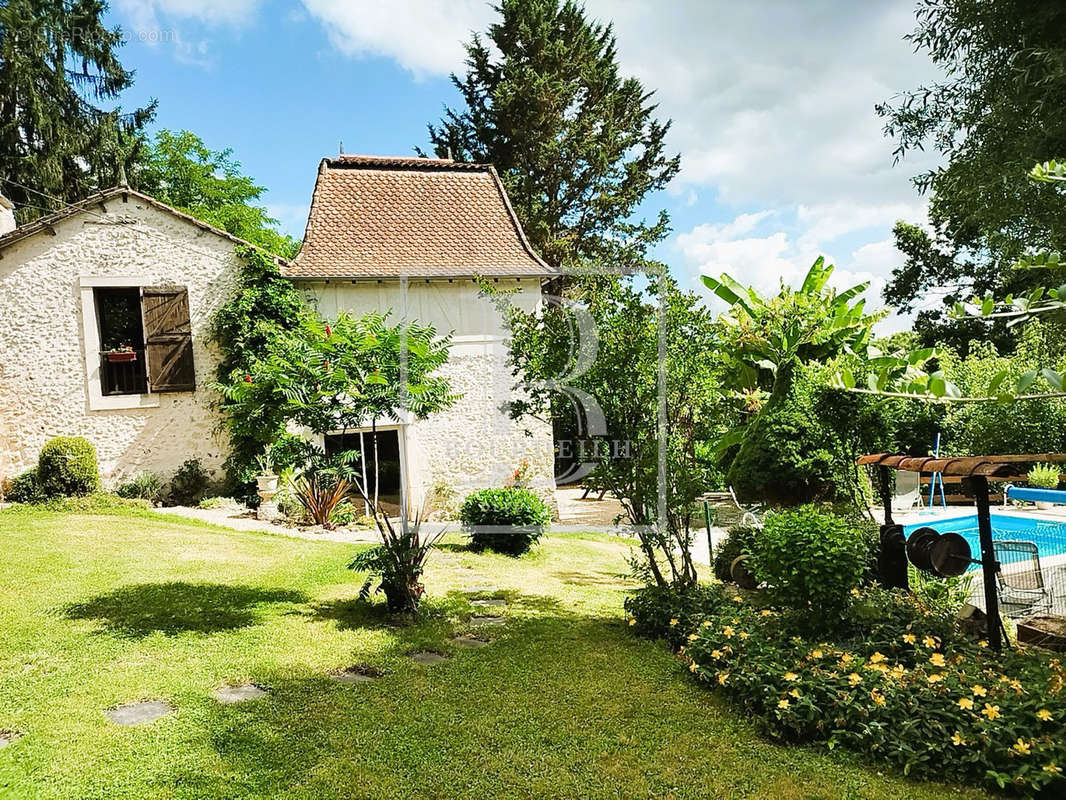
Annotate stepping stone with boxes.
[470,615,506,626]
[471,598,506,607]
[105,700,173,726]
[410,651,449,665]
[330,666,381,684]
[0,731,20,749]
[452,635,490,648]
[212,684,267,704]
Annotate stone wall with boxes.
[0,197,239,486]
[302,279,556,510]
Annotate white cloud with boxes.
[299,0,495,78]
[114,0,261,28]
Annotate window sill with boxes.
[88,393,160,412]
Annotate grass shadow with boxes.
[63,582,307,637]
[551,569,627,586]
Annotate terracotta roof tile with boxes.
[286,155,553,279]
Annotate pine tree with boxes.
[425,0,679,270]
[0,0,155,222]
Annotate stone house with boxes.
[0,155,557,508]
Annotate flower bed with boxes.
[627,586,1066,796]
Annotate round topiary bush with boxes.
[460,487,551,556]
[37,436,100,497]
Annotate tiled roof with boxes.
[286,155,553,279]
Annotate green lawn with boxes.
[0,506,990,799]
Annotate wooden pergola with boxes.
[857,453,1066,650]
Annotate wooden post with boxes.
[878,465,894,526]
[971,475,1003,651]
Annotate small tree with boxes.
[216,311,457,612]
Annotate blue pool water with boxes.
[903,514,1066,569]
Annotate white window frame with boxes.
[79,276,160,411]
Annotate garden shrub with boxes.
[460,487,550,555]
[680,594,1066,795]
[748,506,870,629]
[713,524,761,583]
[6,469,45,503]
[115,472,164,503]
[624,581,730,649]
[166,459,210,506]
[37,437,99,497]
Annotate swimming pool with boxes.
[903,514,1066,569]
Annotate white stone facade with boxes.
[0,196,238,486]
[303,279,556,509]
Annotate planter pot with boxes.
[104,351,137,363]
[255,474,279,493]
[1017,616,1066,652]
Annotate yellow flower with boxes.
[789,688,800,699]
[733,595,743,603]
[903,633,917,644]
[702,620,713,627]
[1011,738,1031,756]
[628,618,637,626]
[958,697,974,710]
[784,671,799,682]
[718,672,728,685]
[669,618,679,627]
[687,633,699,642]
[871,690,886,706]
[840,653,854,665]
[760,609,773,617]
[738,631,750,640]
[927,673,945,684]
[972,684,987,697]
[811,649,824,659]
[1010,679,1023,693]
[1044,763,1063,775]
[688,661,699,673]
[848,673,862,686]
[870,652,886,664]
[850,587,861,597]
[1038,709,1053,722]
[929,653,946,667]
[778,698,790,709]
[981,703,1001,720]
[922,636,937,648]
[723,626,735,637]
[951,731,966,746]
[890,664,906,679]
[711,649,723,659]
[978,640,989,648]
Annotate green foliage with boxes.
[681,596,1066,795]
[425,0,679,269]
[37,437,100,498]
[6,469,44,504]
[878,1,1066,350]
[712,525,761,583]
[748,507,870,628]
[279,441,360,527]
[0,0,155,221]
[114,472,164,503]
[499,273,729,586]
[1028,463,1060,489]
[211,248,308,501]
[134,130,298,258]
[347,514,444,613]
[623,581,730,650]
[166,459,210,507]
[459,487,551,556]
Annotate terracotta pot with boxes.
[104,351,137,363]
[255,474,278,493]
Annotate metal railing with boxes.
[100,349,147,396]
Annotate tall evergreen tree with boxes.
[0,0,155,222]
[425,0,679,269]
[878,0,1066,351]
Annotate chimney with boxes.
[0,193,15,236]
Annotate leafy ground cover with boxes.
[0,505,990,799]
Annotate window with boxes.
[93,284,196,397]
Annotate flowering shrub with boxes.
[675,593,1066,795]
[624,582,728,649]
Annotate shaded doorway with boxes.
[324,428,404,516]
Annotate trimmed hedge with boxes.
[460,487,550,556]
[37,437,99,497]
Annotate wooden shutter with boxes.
[141,286,196,392]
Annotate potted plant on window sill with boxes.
[104,345,137,363]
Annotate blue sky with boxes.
[106,0,941,327]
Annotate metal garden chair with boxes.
[992,539,1053,618]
